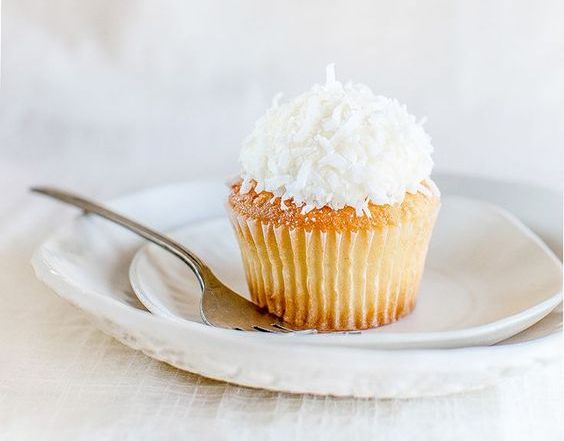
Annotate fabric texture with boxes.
[1,0,563,436]
[0,135,562,440]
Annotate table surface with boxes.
[1,1,563,437]
[0,145,562,441]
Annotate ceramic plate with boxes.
[31,174,564,398]
[128,196,562,349]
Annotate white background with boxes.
[0,1,562,440]
[1,0,563,193]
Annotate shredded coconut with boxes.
[239,65,435,213]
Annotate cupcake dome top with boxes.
[239,65,434,215]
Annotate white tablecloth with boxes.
[1,0,563,434]
[0,130,562,440]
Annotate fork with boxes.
[31,186,308,334]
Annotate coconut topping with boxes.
[239,65,435,215]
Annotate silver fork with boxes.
[31,186,306,333]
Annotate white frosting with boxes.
[239,65,435,215]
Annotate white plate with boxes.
[128,196,562,349]
[31,174,564,398]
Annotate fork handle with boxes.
[31,186,208,290]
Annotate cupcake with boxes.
[227,65,440,331]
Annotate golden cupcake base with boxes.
[228,182,440,331]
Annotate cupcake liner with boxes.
[229,208,438,331]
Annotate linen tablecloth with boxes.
[2,0,563,436]
[0,134,562,440]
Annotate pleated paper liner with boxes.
[228,208,438,331]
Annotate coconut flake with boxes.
[271,92,283,108]
[325,63,336,87]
